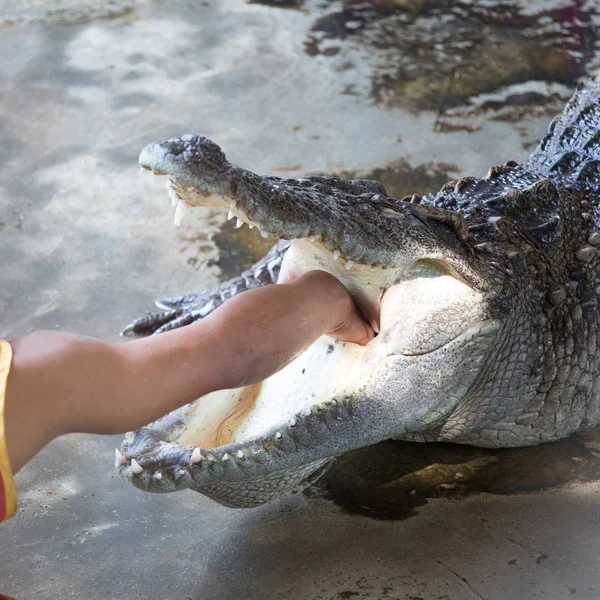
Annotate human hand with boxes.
[291,271,374,346]
[205,270,374,389]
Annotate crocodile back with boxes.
[527,78,600,192]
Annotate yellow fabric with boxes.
[0,339,16,521]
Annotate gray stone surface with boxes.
[1,1,600,598]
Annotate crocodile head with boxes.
[118,81,600,507]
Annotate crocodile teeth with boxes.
[174,200,191,226]
[115,449,127,465]
[332,249,341,261]
[227,210,235,220]
[168,187,180,207]
[248,223,254,230]
[235,218,244,229]
[190,448,202,464]
[131,459,144,475]
[260,230,269,238]
[154,472,163,480]
[345,259,354,270]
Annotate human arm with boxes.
[4,271,373,473]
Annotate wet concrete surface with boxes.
[2,0,600,598]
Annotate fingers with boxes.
[289,271,375,346]
[327,303,375,346]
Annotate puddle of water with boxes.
[311,427,600,520]
[0,0,139,28]
[248,0,306,8]
[211,222,277,280]
[304,0,600,115]
[331,158,460,199]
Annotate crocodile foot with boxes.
[122,240,289,335]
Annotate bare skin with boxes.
[5,271,374,474]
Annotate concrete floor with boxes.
[1,0,600,598]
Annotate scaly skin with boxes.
[118,80,600,508]
[122,240,290,335]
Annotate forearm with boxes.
[106,271,372,420]
[4,332,142,472]
[4,328,218,460]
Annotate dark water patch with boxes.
[248,0,306,9]
[311,427,600,520]
[434,119,482,134]
[437,87,571,135]
[0,0,137,28]
[0,1,136,29]
[332,158,459,200]
[305,0,599,113]
[211,220,276,280]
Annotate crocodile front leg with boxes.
[122,240,290,335]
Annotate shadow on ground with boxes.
[312,428,600,520]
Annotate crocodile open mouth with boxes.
[138,152,390,332]
[117,136,495,508]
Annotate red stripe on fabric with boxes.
[0,471,6,522]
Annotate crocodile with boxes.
[117,80,600,508]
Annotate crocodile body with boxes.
[117,80,600,508]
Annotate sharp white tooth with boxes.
[190,448,202,464]
[168,187,180,207]
[227,210,235,220]
[174,200,191,227]
[154,472,162,480]
[289,418,297,427]
[236,450,244,459]
[345,259,354,270]
[222,453,230,462]
[179,469,186,476]
[260,230,269,238]
[236,218,244,229]
[248,223,254,229]
[275,432,282,440]
[115,449,127,465]
[332,249,341,261]
[372,321,380,334]
[131,459,143,475]
[302,406,311,416]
